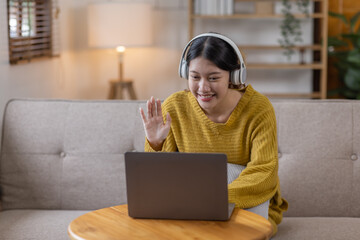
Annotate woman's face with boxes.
[188,57,230,113]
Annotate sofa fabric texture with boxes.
[0,210,88,240]
[0,99,359,240]
[273,101,360,218]
[1,100,146,211]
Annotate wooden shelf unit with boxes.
[191,13,325,19]
[266,92,322,98]
[247,63,323,69]
[188,0,328,99]
[238,44,323,50]
[234,0,323,1]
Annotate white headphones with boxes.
[178,33,247,85]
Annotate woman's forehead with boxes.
[189,57,217,68]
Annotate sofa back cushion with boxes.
[0,99,146,210]
[273,100,360,217]
[1,99,360,217]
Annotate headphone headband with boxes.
[178,33,246,85]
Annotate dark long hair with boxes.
[186,36,240,73]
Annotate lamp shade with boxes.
[87,2,153,48]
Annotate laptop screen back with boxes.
[124,152,230,220]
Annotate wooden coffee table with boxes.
[68,204,273,240]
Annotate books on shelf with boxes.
[194,0,234,15]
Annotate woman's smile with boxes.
[197,93,216,102]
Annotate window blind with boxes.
[7,0,60,64]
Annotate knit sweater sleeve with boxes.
[228,105,279,209]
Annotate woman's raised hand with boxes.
[139,96,171,151]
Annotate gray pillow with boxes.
[227,163,246,184]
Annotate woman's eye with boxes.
[209,77,218,81]
[191,76,200,80]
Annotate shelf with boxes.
[265,92,322,99]
[192,13,324,19]
[188,0,328,99]
[234,0,323,2]
[247,63,324,69]
[239,45,322,50]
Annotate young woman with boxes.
[139,33,288,236]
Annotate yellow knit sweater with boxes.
[144,84,288,235]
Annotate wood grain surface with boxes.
[68,204,273,240]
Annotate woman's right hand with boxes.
[139,96,172,151]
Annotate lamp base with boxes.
[108,79,137,100]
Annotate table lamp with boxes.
[87,2,153,99]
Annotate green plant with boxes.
[279,0,309,60]
[328,11,360,99]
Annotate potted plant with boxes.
[328,11,360,99]
[279,0,309,60]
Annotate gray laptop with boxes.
[124,152,235,221]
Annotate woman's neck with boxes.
[205,89,242,123]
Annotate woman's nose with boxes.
[199,79,210,91]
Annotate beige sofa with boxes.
[0,99,359,240]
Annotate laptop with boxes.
[124,152,235,221]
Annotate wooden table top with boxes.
[68,204,273,240]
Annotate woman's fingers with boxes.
[141,97,164,125]
[139,107,147,123]
[147,99,152,118]
[145,96,162,119]
[150,96,157,118]
[156,99,162,117]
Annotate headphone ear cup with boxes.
[180,59,188,79]
[230,70,241,85]
[241,68,247,84]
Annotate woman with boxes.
[139,33,288,236]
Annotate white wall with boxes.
[0,0,189,145]
[0,0,314,144]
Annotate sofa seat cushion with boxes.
[0,209,89,240]
[275,217,360,240]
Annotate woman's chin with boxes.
[197,98,216,110]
